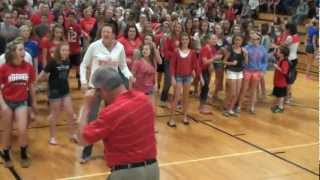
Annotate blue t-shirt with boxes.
[245,44,268,72]
[24,40,39,59]
[306,26,319,47]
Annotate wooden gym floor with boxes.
[0,71,319,180]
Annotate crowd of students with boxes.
[0,0,318,168]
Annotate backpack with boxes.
[280,60,297,84]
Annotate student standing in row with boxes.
[271,46,290,113]
[168,33,203,127]
[223,35,248,117]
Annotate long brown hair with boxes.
[140,43,156,68]
[49,24,65,41]
[52,42,70,62]
[171,21,182,40]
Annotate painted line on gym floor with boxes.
[168,108,318,174]
[0,151,22,180]
[172,108,319,176]
[0,113,177,132]
[195,117,320,176]
[287,103,318,111]
[56,142,318,180]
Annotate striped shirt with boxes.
[82,91,157,167]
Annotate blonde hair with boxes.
[19,25,31,33]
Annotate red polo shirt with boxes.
[82,91,157,168]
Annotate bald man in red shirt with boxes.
[78,67,159,180]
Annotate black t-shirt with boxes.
[226,47,245,72]
[0,35,5,54]
[44,59,70,99]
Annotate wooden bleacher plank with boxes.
[254,20,306,35]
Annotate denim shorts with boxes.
[5,100,28,111]
[175,75,193,84]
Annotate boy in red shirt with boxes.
[271,46,290,113]
[65,12,82,89]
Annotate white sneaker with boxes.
[285,99,291,104]
[159,101,166,107]
[234,106,241,114]
[49,138,58,145]
[70,134,79,144]
[249,107,256,114]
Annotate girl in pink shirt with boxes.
[132,43,156,104]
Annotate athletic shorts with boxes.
[213,62,224,70]
[226,70,243,80]
[70,53,82,66]
[243,70,262,81]
[157,62,164,73]
[272,87,287,98]
[48,89,69,101]
[49,93,69,102]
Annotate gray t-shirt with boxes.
[0,22,19,42]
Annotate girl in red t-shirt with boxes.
[41,24,65,67]
[80,5,96,48]
[0,41,36,168]
[118,24,142,69]
[50,25,66,55]
[160,21,182,106]
[199,34,223,114]
[167,33,204,127]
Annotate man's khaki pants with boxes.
[107,162,160,180]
